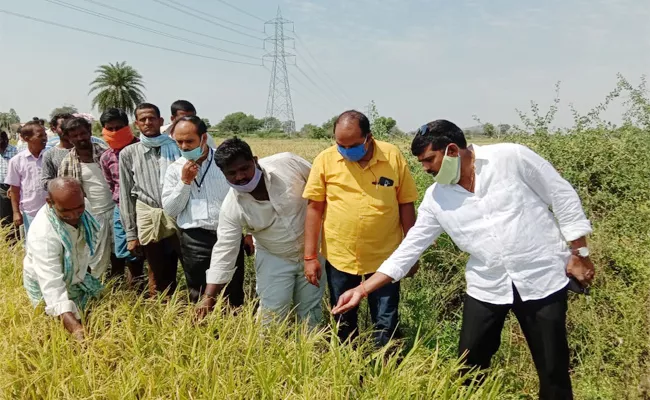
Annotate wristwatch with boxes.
[574,247,590,258]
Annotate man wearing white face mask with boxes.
[197,137,325,327]
[332,119,595,400]
[161,116,249,304]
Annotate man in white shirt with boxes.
[162,116,249,304]
[58,117,113,279]
[197,138,325,327]
[332,120,595,399]
[23,177,102,341]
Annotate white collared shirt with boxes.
[206,152,312,285]
[23,206,91,318]
[378,143,593,304]
[162,149,230,230]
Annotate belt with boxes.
[182,227,218,236]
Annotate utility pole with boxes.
[263,7,295,134]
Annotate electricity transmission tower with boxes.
[263,7,296,134]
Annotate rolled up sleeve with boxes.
[517,145,592,241]
[206,196,244,285]
[378,193,443,281]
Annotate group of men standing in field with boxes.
[0,101,596,399]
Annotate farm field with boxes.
[1,132,649,399]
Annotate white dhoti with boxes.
[88,208,114,278]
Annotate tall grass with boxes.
[0,229,505,399]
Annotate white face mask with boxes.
[228,167,262,193]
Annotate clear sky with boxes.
[0,0,648,131]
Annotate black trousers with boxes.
[326,261,400,347]
[179,228,245,306]
[459,284,572,400]
[142,235,182,297]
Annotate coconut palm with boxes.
[89,61,146,115]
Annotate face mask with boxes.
[102,126,135,150]
[180,136,205,161]
[337,137,368,162]
[434,145,461,185]
[228,166,262,193]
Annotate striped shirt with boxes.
[161,148,231,230]
[118,142,169,242]
[0,144,18,183]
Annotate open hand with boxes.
[331,287,365,315]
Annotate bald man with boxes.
[23,177,103,340]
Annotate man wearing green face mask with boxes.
[332,119,594,399]
[161,116,250,304]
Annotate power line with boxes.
[46,0,261,60]
[293,47,347,104]
[292,64,338,106]
[294,31,354,103]
[0,9,263,66]
[152,0,263,41]
[162,0,262,33]
[214,0,266,22]
[79,0,262,49]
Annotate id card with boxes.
[190,199,209,220]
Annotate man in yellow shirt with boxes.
[303,110,418,346]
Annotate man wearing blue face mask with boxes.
[161,116,249,304]
[197,137,325,327]
[332,119,595,399]
[303,110,418,347]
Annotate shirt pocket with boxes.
[366,184,399,215]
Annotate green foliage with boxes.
[201,118,211,129]
[89,61,146,115]
[49,105,78,119]
[300,123,328,139]
[0,108,20,132]
[216,112,263,134]
[482,122,496,138]
[367,101,399,138]
[262,116,282,132]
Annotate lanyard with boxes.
[193,150,214,189]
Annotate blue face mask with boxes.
[337,137,368,162]
[180,136,205,161]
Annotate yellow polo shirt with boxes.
[303,140,418,275]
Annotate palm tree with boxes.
[89,62,146,115]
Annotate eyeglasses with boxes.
[416,124,428,136]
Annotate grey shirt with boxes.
[41,146,71,191]
[118,142,164,242]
